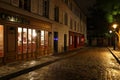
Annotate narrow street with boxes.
[12,47,120,80]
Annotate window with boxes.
[43,0,49,18]
[19,0,31,11]
[41,30,44,45]
[23,28,27,53]
[45,31,48,49]
[28,29,32,53]
[24,0,31,11]
[70,2,72,10]
[64,12,68,25]
[70,18,72,29]
[0,25,4,57]
[54,6,59,22]
[32,29,37,53]
[70,36,72,45]
[41,30,49,51]
[18,27,37,54]
[77,36,80,45]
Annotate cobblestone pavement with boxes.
[12,47,120,80]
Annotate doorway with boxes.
[74,36,77,48]
[54,32,58,53]
[64,34,67,51]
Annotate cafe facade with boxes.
[0,9,52,63]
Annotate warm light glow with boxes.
[9,16,15,22]
[112,24,118,29]
[23,28,27,32]
[41,30,44,36]
[33,29,36,37]
[0,25,4,57]
[109,30,112,33]
[28,29,31,35]
[18,27,22,32]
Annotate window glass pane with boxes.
[54,6,59,22]
[0,25,4,57]
[78,36,79,44]
[43,0,49,18]
[32,29,36,53]
[70,36,72,45]
[18,27,22,54]
[23,28,27,53]
[45,31,48,48]
[28,29,32,53]
[41,30,44,45]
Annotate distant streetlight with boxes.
[109,30,112,34]
[112,23,118,50]
[109,30,112,46]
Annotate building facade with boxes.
[0,0,87,64]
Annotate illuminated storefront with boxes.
[18,28,37,59]
[69,31,85,50]
[0,10,52,63]
[17,27,50,60]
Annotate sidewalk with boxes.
[108,47,120,64]
[0,50,79,80]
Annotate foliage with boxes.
[88,0,120,38]
[96,0,120,23]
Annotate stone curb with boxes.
[108,47,120,64]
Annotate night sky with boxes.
[75,0,96,14]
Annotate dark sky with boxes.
[75,0,96,14]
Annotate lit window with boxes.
[70,36,72,45]
[41,30,44,45]
[0,25,4,57]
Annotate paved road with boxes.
[12,47,120,80]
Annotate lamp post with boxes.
[112,24,118,50]
[109,30,112,46]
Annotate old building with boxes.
[0,0,87,64]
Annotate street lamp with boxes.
[109,30,112,46]
[112,24,118,50]
[112,24,118,29]
[109,30,112,34]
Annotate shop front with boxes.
[0,10,52,64]
[17,27,52,60]
[69,31,85,50]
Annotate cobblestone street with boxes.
[12,47,120,80]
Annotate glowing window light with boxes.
[18,27,22,32]
[9,16,15,22]
[28,29,31,34]
[33,29,37,37]
[41,30,44,36]
[23,28,27,32]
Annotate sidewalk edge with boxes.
[107,47,120,64]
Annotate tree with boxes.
[96,0,120,23]
[96,0,120,48]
